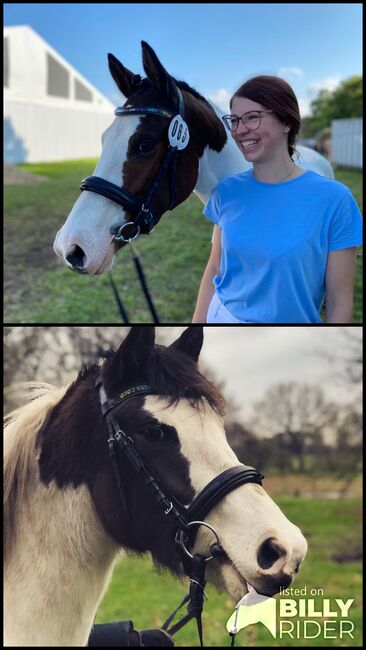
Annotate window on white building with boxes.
[47,53,69,98]
[74,78,92,102]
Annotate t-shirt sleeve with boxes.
[203,185,221,225]
[328,190,363,252]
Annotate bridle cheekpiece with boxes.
[80,83,190,243]
[95,375,264,646]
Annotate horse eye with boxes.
[143,424,164,442]
[138,140,156,154]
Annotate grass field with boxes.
[95,496,362,646]
[4,161,362,323]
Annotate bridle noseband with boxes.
[95,377,264,646]
[80,83,189,243]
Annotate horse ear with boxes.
[141,41,178,109]
[108,52,142,98]
[104,327,155,384]
[170,327,203,362]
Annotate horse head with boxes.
[4,326,307,645]
[54,42,227,275]
[38,327,307,599]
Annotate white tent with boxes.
[4,25,115,163]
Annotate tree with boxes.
[300,75,362,137]
[4,326,206,413]
[250,382,339,472]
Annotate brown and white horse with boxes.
[53,41,334,275]
[4,326,307,645]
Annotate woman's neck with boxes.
[252,151,298,184]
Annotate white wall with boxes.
[4,25,116,162]
[4,99,113,162]
[331,118,362,169]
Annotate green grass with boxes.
[95,497,362,646]
[4,161,362,323]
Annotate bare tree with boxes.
[250,382,340,472]
[4,326,198,413]
[314,327,362,391]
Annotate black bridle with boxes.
[95,377,264,646]
[79,83,189,324]
[80,84,188,243]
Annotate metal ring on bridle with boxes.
[113,221,140,242]
[176,521,220,562]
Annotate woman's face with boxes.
[230,96,290,163]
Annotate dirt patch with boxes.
[4,162,48,185]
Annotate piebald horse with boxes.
[4,327,307,646]
[54,41,333,275]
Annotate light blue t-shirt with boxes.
[203,170,363,323]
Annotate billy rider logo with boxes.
[226,585,355,641]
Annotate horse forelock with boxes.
[145,345,226,414]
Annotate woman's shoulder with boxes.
[303,170,352,199]
[214,170,252,192]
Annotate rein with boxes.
[108,243,160,324]
[95,377,264,646]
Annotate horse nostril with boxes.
[257,538,286,570]
[66,245,85,271]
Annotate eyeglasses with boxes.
[222,110,273,133]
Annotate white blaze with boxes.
[53,115,141,275]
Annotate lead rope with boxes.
[130,242,160,323]
[108,272,130,323]
[108,242,159,324]
[106,146,179,324]
[106,139,180,324]
[162,553,207,647]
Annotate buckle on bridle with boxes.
[113,221,140,242]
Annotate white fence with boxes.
[331,118,362,169]
[4,99,113,163]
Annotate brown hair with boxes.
[230,75,301,159]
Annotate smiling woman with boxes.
[193,75,363,324]
[52,41,336,325]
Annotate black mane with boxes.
[174,78,213,109]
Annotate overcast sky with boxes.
[162,326,362,418]
[5,326,361,422]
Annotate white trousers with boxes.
[207,292,244,323]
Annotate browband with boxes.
[94,375,153,416]
[114,106,175,120]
